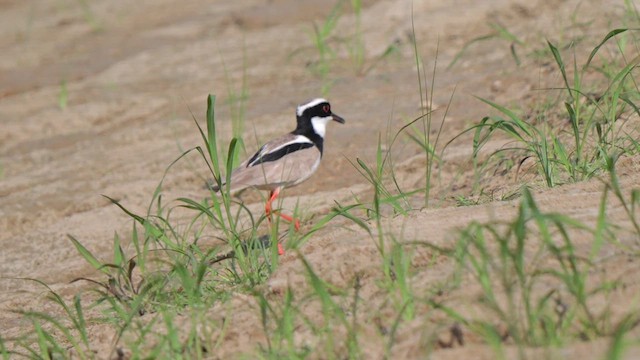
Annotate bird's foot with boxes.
[277,212,300,231]
[266,210,301,232]
[265,214,299,256]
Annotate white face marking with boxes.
[310,116,332,138]
[297,98,328,116]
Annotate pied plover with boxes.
[211,98,345,252]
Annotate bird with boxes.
[210,98,345,253]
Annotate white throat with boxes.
[311,116,331,138]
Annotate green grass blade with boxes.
[620,95,640,117]
[72,294,89,346]
[113,232,125,268]
[67,235,105,273]
[585,29,628,68]
[547,40,573,101]
[447,34,495,69]
[207,94,221,176]
[177,197,216,220]
[474,96,532,137]
[608,56,640,89]
[102,195,146,224]
[489,22,524,45]
[294,203,370,249]
[226,138,239,191]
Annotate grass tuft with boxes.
[452,29,640,189]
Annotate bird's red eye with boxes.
[323,105,330,113]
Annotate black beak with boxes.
[332,113,346,124]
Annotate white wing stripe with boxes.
[247,135,313,167]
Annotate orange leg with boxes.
[264,188,279,220]
[265,188,301,230]
[265,188,301,255]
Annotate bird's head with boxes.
[296,98,345,138]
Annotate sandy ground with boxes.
[2,0,640,358]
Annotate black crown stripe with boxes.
[247,142,315,167]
